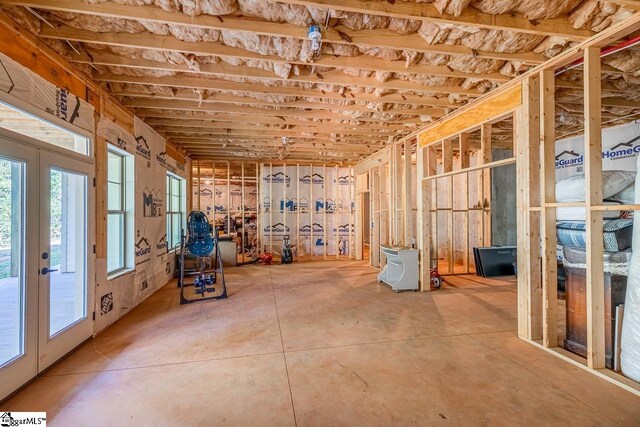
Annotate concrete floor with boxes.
[1,270,81,364]
[3,260,640,426]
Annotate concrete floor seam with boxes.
[280,328,519,356]
[268,265,299,427]
[40,349,288,378]
[465,333,623,425]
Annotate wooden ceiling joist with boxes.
[131,108,427,125]
[158,133,388,147]
[92,68,461,107]
[8,0,554,63]
[154,125,398,141]
[271,0,593,40]
[124,99,438,121]
[80,60,486,98]
[117,92,446,116]
[38,25,524,84]
[173,138,380,148]
[168,134,385,145]
[176,144,375,154]
[142,118,415,132]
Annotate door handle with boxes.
[41,267,58,275]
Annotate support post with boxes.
[404,138,412,247]
[443,139,453,273]
[584,46,605,369]
[540,69,558,348]
[515,77,542,341]
[480,124,492,246]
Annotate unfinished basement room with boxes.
[1,0,640,425]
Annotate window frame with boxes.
[106,146,131,277]
[166,172,186,252]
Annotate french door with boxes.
[0,132,94,400]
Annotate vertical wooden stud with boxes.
[584,46,605,369]
[540,69,559,348]
[480,124,492,246]
[515,76,542,341]
[404,138,412,247]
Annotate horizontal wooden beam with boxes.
[83,57,460,107]
[419,84,522,146]
[177,144,374,154]
[165,130,385,148]
[272,0,592,40]
[154,125,397,141]
[86,63,482,98]
[142,118,414,132]
[117,92,445,116]
[168,134,381,144]
[145,119,406,135]
[97,62,462,109]
[126,99,435,121]
[176,139,379,147]
[9,0,550,62]
[38,26,500,93]
[131,108,426,124]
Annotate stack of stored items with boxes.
[556,170,635,367]
[556,171,635,259]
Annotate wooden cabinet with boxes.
[564,267,627,369]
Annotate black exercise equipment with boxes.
[281,234,293,264]
[178,211,228,304]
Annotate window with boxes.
[167,173,186,250]
[107,146,133,275]
[0,101,89,155]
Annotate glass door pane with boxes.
[48,169,87,337]
[0,157,25,366]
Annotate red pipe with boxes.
[555,33,640,75]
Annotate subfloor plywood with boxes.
[3,261,639,426]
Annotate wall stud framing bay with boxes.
[349,165,355,260]
[324,165,327,259]
[392,142,403,246]
[282,159,287,257]
[269,163,273,254]
[335,165,339,260]
[459,132,470,273]
[354,171,363,261]
[539,68,558,348]
[480,124,492,246]
[297,163,301,261]
[371,166,381,268]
